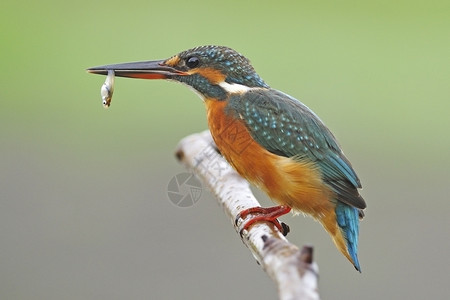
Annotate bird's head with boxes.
[88,45,268,100]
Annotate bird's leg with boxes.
[236,206,292,236]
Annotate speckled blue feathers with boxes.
[227,89,366,210]
[177,45,268,88]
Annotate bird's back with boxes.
[227,88,366,211]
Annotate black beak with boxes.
[87,59,188,79]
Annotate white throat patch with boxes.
[218,81,251,94]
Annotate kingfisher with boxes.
[88,45,366,272]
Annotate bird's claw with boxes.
[235,206,291,237]
[280,222,290,236]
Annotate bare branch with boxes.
[175,130,320,300]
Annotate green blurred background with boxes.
[1,0,449,299]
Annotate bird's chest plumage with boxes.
[204,99,269,185]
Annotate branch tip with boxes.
[175,149,184,162]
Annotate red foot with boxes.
[236,206,292,236]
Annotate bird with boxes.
[88,45,367,272]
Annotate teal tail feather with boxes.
[335,201,361,272]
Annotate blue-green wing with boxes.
[227,88,366,209]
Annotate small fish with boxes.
[101,70,115,108]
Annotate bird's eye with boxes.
[186,56,200,68]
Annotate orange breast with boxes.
[204,99,335,218]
